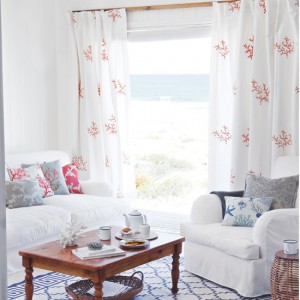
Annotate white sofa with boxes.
[180,156,299,298]
[5,150,130,275]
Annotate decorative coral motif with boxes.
[105,156,110,167]
[232,81,237,96]
[36,174,53,197]
[251,80,270,105]
[214,40,229,59]
[105,114,118,134]
[78,81,84,99]
[295,86,299,94]
[228,1,241,12]
[87,121,100,137]
[247,169,256,175]
[244,36,254,60]
[72,156,87,171]
[123,152,131,165]
[295,0,299,6]
[43,168,60,192]
[242,128,250,147]
[212,125,232,144]
[275,36,295,58]
[7,168,29,181]
[84,45,93,61]
[112,80,126,95]
[107,9,122,22]
[272,130,292,149]
[101,38,108,61]
[259,0,266,14]
[97,83,101,96]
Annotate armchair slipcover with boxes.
[180,156,299,297]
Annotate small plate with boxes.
[119,239,149,249]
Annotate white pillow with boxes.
[221,196,273,227]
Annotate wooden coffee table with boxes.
[19,226,185,300]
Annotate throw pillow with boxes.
[5,180,44,209]
[62,164,83,194]
[40,160,70,195]
[221,196,273,227]
[243,175,299,210]
[7,164,54,197]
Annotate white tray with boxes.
[115,230,158,240]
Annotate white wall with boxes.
[2,0,58,154]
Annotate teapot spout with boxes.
[123,213,130,228]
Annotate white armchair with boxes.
[180,156,299,298]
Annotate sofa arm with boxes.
[80,180,114,197]
[191,194,223,224]
[253,208,299,264]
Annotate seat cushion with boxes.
[6,205,71,248]
[44,194,129,227]
[181,222,259,259]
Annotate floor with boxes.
[8,210,190,286]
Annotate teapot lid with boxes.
[129,209,142,216]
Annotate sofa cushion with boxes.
[6,205,71,248]
[44,194,129,227]
[221,196,273,227]
[7,164,54,197]
[41,160,70,195]
[181,222,259,260]
[243,174,299,210]
[5,180,44,209]
[62,164,83,194]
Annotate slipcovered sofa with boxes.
[5,150,130,274]
[180,156,299,297]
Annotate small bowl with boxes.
[120,228,133,236]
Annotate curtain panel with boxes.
[209,0,299,191]
[70,9,136,199]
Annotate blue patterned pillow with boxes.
[221,196,273,227]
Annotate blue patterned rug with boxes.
[8,257,271,300]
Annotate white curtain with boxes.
[70,9,135,199]
[209,0,299,191]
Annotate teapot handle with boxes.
[143,215,147,224]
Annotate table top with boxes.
[19,226,185,273]
[276,250,299,261]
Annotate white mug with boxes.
[98,226,111,240]
[283,239,298,255]
[139,224,150,238]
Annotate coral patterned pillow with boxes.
[7,164,54,197]
[62,164,83,194]
[40,160,69,195]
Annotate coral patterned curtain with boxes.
[209,0,299,191]
[70,9,136,199]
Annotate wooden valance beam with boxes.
[72,0,237,13]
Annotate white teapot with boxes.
[123,209,147,232]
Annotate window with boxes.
[128,38,210,214]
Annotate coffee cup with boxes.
[283,239,298,255]
[139,224,150,238]
[98,226,111,240]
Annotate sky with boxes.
[128,38,211,75]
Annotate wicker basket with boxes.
[65,271,143,300]
[270,251,299,300]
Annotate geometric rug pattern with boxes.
[8,256,271,300]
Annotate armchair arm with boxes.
[80,180,114,197]
[253,208,299,268]
[191,194,223,224]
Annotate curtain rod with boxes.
[71,0,237,13]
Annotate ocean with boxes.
[130,74,209,102]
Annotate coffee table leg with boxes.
[171,243,182,293]
[25,266,34,300]
[93,280,103,300]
